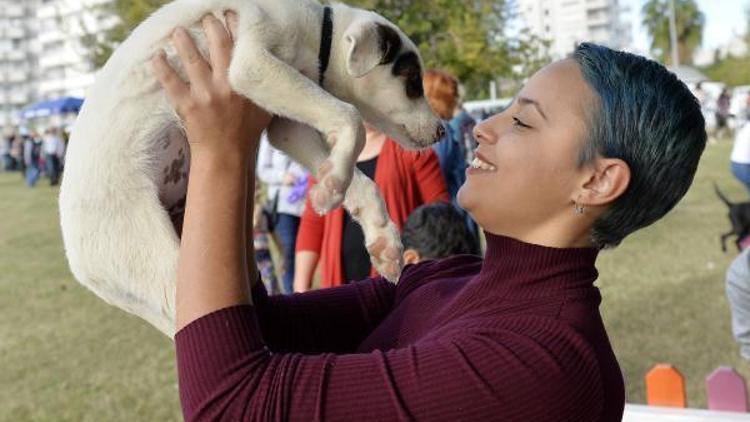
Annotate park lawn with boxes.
[0,138,746,419]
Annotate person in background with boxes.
[726,248,750,360]
[256,134,308,294]
[294,123,448,291]
[23,132,42,187]
[423,69,468,202]
[401,202,478,265]
[11,132,25,179]
[731,121,750,194]
[423,69,480,248]
[717,88,733,141]
[42,127,65,186]
[1,132,14,171]
[693,82,708,109]
[252,181,282,295]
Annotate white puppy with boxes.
[59,0,442,336]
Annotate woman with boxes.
[153,14,705,422]
[423,69,479,250]
[294,123,448,291]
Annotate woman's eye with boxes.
[512,117,531,129]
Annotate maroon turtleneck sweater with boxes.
[175,233,625,421]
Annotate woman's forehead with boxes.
[520,59,594,126]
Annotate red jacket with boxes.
[296,139,449,287]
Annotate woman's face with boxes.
[457,59,596,239]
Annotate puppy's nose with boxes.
[435,124,445,140]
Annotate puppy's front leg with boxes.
[268,119,403,282]
[228,24,364,215]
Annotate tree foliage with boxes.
[641,0,705,65]
[83,0,548,98]
[703,55,750,87]
[346,0,551,97]
[81,0,169,69]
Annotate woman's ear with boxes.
[577,158,631,207]
[403,249,421,265]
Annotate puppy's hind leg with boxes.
[268,119,403,282]
[228,17,365,215]
[344,171,403,282]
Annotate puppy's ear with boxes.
[344,21,402,77]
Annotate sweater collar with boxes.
[474,231,600,299]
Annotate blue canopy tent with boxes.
[20,96,84,119]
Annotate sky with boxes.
[627,0,747,53]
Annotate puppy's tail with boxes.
[714,182,733,206]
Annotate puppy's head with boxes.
[333,9,443,149]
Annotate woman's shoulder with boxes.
[395,254,482,296]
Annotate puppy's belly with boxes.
[154,125,190,234]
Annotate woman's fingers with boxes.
[172,27,211,90]
[202,14,233,73]
[224,11,239,41]
[151,50,190,110]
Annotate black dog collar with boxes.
[318,6,333,87]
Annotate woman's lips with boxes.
[469,151,497,172]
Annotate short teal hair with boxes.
[571,43,706,248]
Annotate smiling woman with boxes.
[164,38,705,421]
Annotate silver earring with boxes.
[574,202,585,214]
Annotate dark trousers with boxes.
[274,213,300,294]
[45,154,60,185]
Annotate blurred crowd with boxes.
[1,127,67,187]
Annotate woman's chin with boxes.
[456,185,473,211]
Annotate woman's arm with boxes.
[292,251,319,292]
[152,14,272,330]
[176,308,599,422]
[154,13,398,355]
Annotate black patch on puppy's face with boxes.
[392,52,424,99]
[376,23,402,65]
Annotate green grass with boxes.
[0,173,181,421]
[0,139,746,419]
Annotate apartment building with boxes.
[0,0,115,127]
[517,0,632,59]
[0,0,38,127]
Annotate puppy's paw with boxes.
[367,223,404,283]
[310,175,345,215]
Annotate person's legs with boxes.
[26,164,40,187]
[46,154,60,185]
[731,162,750,195]
[274,213,300,294]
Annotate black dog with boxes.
[715,183,750,252]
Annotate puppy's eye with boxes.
[512,117,531,129]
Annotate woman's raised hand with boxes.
[151,12,272,161]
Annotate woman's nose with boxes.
[473,120,498,145]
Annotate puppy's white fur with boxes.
[59,0,441,336]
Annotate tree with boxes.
[703,56,750,87]
[641,0,705,65]
[81,0,169,69]
[346,0,530,98]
